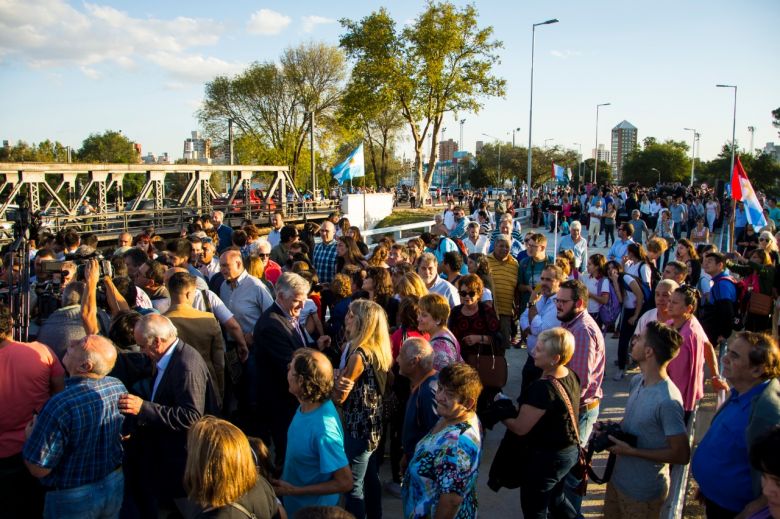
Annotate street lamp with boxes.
[526,18,559,205]
[459,119,466,188]
[573,142,582,187]
[512,127,521,148]
[716,84,737,188]
[593,102,611,184]
[482,133,502,187]
[683,127,697,187]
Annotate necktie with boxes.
[291,318,306,346]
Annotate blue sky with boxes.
[1,0,778,165]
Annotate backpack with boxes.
[598,279,622,325]
[622,263,654,313]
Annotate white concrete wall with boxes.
[340,193,394,230]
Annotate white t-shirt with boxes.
[623,262,652,309]
[589,206,603,218]
[584,274,609,314]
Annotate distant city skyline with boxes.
[0,0,777,167]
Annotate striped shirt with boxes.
[486,254,519,317]
[561,310,605,405]
[23,376,126,489]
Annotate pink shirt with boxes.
[430,329,462,371]
[0,340,64,457]
[666,317,707,411]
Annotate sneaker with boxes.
[613,370,625,381]
[384,481,402,498]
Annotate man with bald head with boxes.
[313,221,339,284]
[23,335,127,518]
[119,314,219,516]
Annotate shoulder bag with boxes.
[548,376,589,496]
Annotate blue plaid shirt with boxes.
[313,240,339,284]
[23,376,126,489]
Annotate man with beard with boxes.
[556,279,607,515]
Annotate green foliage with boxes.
[340,2,505,198]
[197,42,346,184]
[621,138,690,184]
[77,130,139,163]
[475,144,581,188]
[773,107,780,137]
[0,139,70,162]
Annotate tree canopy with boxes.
[340,1,505,200]
[621,139,690,185]
[77,130,139,163]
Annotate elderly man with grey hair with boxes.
[119,313,219,517]
[254,272,332,467]
[23,335,126,519]
[557,220,589,273]
[397,337,439,471]
[37,281,110,360]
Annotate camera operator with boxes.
[600,321,690,517]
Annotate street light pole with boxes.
[748,125,755,155]
[526,18,559,206]
[717,83,737,251]
[651,167,660,184]
[593,102,611,184]
[684,127,697,187]
[512,127,521,148]
[459,119,465,188]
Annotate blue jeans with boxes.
[520,445,579,519]
[563,404,601,516]
[344,436,381,519]
[44,468,123,519]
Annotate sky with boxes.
[1,0,778,166]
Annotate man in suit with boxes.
[254,272,330,467]
[119,313,219,517]
[164,271,226,403]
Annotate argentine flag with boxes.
[331,143,365,185]
[731,155,767,227]
[552,163,569,183]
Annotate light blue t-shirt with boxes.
[282,399,349,517]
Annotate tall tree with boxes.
[621,139,690,185]
[773,106,780,137]
[340,2,505,202]
[77,131,138,163]
[198,43,346,183]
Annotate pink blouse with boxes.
[666,317,707,411]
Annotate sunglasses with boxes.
[257,253,271,258]
[459,290,478,298]
[760,238,769,242]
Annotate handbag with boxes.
[548,377,589,496]
[748,291,773,316]
[487,428,527,491]
[465,345,508,388]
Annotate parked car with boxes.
[212,188,276,214]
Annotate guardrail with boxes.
[661,401,701,519]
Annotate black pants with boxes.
[617,308,638,370]
[603,223,615,246]
[0,453,44,519]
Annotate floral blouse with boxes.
[402,415,482,519]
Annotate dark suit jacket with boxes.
[132,339,219,503]
[254,303,305,416]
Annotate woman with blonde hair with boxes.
[494,327,581,518]
[394,271,428,299]
[334,299,393,519]
[758,230,780,264]
[184,416,281,518]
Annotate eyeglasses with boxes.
[459,290,478,298]
[257,253,270,259]
[760,238,769,242]
[555,298,574,305]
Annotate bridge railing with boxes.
[661,401,701,519]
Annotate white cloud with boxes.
[0,0,233,83]
[247,9,291,35]
[550,49,582,59]
[301,15,335,33]
[148,52,244,82]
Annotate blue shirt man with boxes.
[23,336,126,518]
[607,223,635,262]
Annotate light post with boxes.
[716,84,737,187]
[684,127,697,187]
[651,167,660,185]
[748,125,755,155]
[512,127,521,147]
[441,127,447,189]
[459,119,465,188]
[573,142,582,187]
[593,102,611,184]
[526,18,559,205]
[482,133,501,187]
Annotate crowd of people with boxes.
[1,180,779,519]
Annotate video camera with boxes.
[589,422,637,453]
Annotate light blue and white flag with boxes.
[331,143,365,185]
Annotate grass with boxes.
[370,207,439,243]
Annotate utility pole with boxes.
[459,119,465,188]
[309,111,316,195]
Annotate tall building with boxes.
[439,138,458,162]
[475,140,484,155]
[591,143,610,163]
[183,131,212,163]
[611,120,638,181]
[763,142,780,162]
